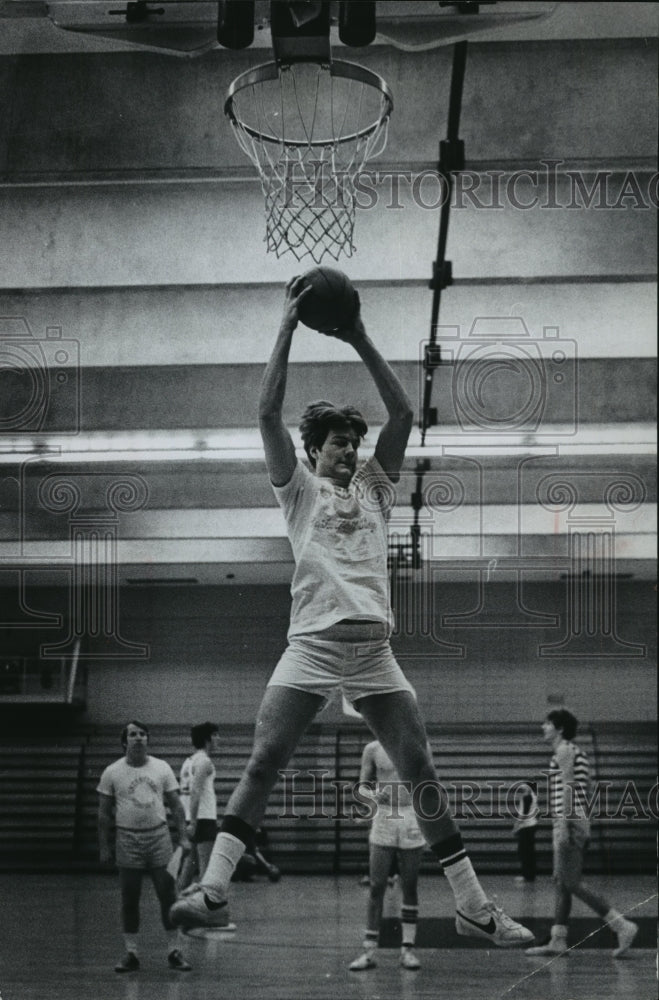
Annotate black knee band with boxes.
[220,814,255,848]
[430,832,466,867]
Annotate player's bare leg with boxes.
[350,845,393,970]
[170,686,324,929]
[397,846,424,968]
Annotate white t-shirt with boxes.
[273,457,394,637]
[97,755,178,830]
[179,754,194,821]
[365,739,415,810]
[185,749,217,821]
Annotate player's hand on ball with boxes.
[281,275,311,332]
[323,302,365,345]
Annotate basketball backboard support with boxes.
[38,1,559,56]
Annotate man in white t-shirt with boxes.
[97,720,192,973]
[171,278,533,952]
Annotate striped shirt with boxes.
[548,739,590,820]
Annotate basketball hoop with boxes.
[224,60,393,263]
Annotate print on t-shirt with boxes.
[312,483,379,562]
[126,774,162,810]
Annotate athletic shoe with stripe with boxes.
[169,883,232,930]
[456,901,534,947]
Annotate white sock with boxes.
[362,929,378,954]
[443,857,488,913]
[122,934,138,955]
[604,908,625,928]
[401,905,418,946]
[551,924,568,939]
[201,832,246,899]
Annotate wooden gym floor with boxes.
[0,872,655,1000]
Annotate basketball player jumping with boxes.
[171,276,534,949]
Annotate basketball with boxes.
[297,267,359,333]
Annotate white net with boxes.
[225,61,393,263]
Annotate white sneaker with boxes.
[349,950,377,971]
[456,901,535,948]
[169,884,232,930]
[525,935,568,956]
[400,947,420,969]
[613,919,638,958]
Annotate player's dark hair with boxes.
[546,709,578,741]
[191,721,219,749]
[299,400,368,468]
[121,719,150,748]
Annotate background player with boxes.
[525,709,638,958]
[177,745,196,889]
[97,720,192,973]
[178,722,221,889]
[350,739,427,971]
[171,276,533,951]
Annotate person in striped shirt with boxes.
[525,709,638,958]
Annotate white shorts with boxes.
[115,823,173,870]
[370,807,426,850]
[267,633,415,706]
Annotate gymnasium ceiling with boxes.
[0,1,656,591]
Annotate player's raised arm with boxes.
[258,276,311,487]
[330,312,414,482]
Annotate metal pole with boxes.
[421,40,468,444]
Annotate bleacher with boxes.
[0,740,83,865]
[0,723,654,875]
